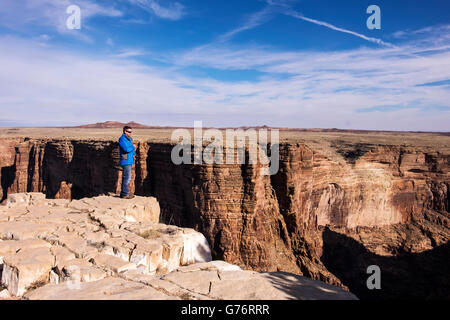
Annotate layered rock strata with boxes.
[0,137,448,299]
[0,193,211,297]
[0,192,354,300]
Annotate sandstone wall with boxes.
[0,137,448,298]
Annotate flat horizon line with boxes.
[1,125,449,135]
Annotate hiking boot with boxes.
[120,194,135,199]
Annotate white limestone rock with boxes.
[1,246,54,296]
[180,229,212,265]
[0,289,11,299]
[24,277,177,300]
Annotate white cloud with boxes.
[0,0,122,35]
[106,37,114,47]
[217,4,278,43]
[111,49,146,58]
[37,34,51,41]
[0,23,449,130]
[128,0,185,20]
[284,10,394,47]
[213,0,393,47]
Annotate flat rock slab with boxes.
[1,193,356,300]
[0,193,212,297]
[24,277,177,300]
[209,271,357,300]
[2,246,54,296]
[165,262,357,300]
[3,193,46,208]
[91,253,137,273]
[23,261,357,300]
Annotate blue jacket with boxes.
[118,134,136,166]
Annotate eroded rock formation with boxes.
[0,192,212,296]
[0,137,448,299]
[22,260,357,300]
[0,192,354,300]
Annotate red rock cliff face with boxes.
[1,137,449,299]
[1,139,123,199]
[0,138,21,202]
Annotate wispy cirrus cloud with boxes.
[111,49,146,58]
[285,10,395,48]
[1,23,449,130]
[0,0,122,34]
[211,0,393,47]
[390,24,450,53]
[217,4,279,43]
[128,0,185,20]
[142,22,450,130]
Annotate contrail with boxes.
[287,10,396,48]
[217,5,276,42]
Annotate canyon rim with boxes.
[0,126,448,300]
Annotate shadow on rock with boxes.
[263,271,357,300]
[1,165,16,202]
[321,227,450,300]
[42,142,120,199]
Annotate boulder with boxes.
[180,229,212,265]
[1,246,54,296]
[4,193,44,207]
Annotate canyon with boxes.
[0,128,449,299]
[0,192,354,299]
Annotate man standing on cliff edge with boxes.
[118,125,136,199]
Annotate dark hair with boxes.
[123,125,132,133]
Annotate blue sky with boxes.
[0,0,449,130]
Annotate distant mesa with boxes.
[69,121,450,135]
[72,121,193,130]
[69,121,346,131]
[71,121,274,130]
[74,121,150,129]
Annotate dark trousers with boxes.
[120,165,132,196]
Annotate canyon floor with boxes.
[0,127,449,299]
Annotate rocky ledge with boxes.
[0,193,356,300]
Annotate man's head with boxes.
[123,126,132,138]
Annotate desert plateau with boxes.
[0,125,448,300]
